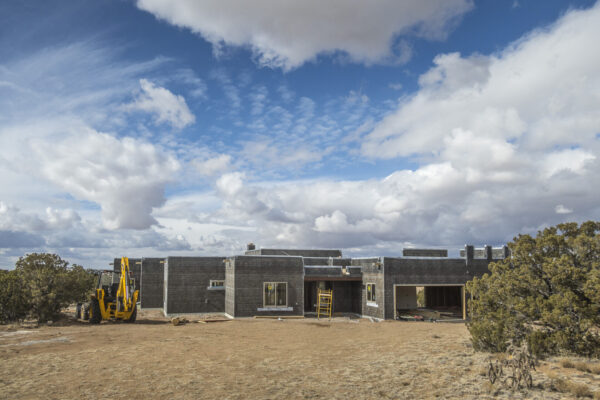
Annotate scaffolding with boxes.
[317,288,333,319]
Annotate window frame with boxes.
[366,282,376,303]
[263,282,288,308]
[209,280,225,289]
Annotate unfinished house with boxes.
[118,243,508,320]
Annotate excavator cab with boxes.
[77,257,139,324]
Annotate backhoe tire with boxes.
[125,305,137,323]
[89,299,102,324]
[82,303,90,320]
[75,303,82,319]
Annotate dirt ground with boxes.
[1,310,598,399]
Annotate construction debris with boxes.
[170,317,188,326]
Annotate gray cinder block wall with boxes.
[352,258,385,320]
[163,257,226,315]
[140,258,165,309]
[244,248,342,257]
[225,256,304,318]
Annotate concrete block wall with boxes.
[244,249,342,257]
[227,256,304,317]
[302,257,352,266]
[357,258,385,320]
[402,248,448,257]
[225,258,235,317]
[163,256,225,315]
[140,258,165,309]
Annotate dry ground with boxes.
[1,310,599,399]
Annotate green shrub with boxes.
[467,221,600,358]
[0,269,28,323]
[0,253,97,323]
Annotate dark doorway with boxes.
[424,286,461,308]
[304,281,361,314]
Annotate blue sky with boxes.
[1,0,599,268]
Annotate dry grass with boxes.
[560,359,600,375]
[0,310,597,400]
[550,375,593,398]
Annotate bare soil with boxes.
[0,310,597,399]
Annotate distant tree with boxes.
[14,253,96,322]
[0,269,28,323]
[467,221,600,357]
[65,264,97,303]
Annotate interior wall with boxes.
[395,286,417,310]
[424,286,462,308]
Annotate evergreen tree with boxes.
[467,221,600,357]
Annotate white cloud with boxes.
[542,148,595,178]
[362,4,600,158]
[136,0,473,70]
[125,79,195,129]
[30,127,179,230]
[195,154,232,177]
[206,145,600,251]
[555,205,573,215]
[0,202,80,232]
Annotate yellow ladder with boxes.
[317,289,333,320]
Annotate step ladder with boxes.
[317,289,333,320]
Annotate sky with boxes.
[1,0,599,268]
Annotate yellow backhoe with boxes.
[77,257,139,324]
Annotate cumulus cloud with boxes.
[208,148,599,252]
[361,4,600,158]
[0,202,81,232]
[136,0,473,70]
[31,128,179,230]
[125,79,195,129]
